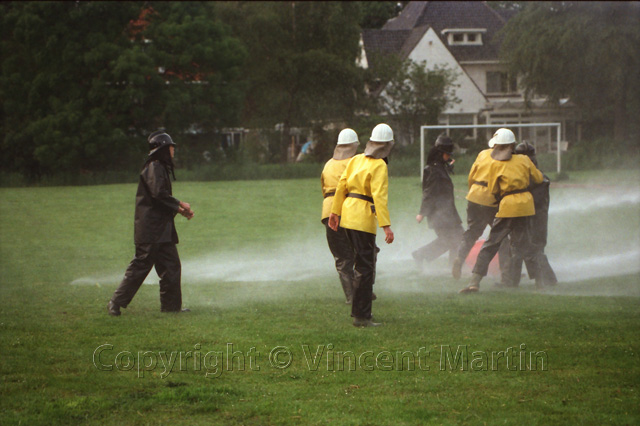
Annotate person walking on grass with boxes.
[459,128,544,294]
[451,136,510,282]
[329,123,395,327]
[412,134,464,267]
[503,141,557,289]
[320,128,359,304]
[108,130,194,316]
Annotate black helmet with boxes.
[435,133,454,154]
[515,141,538,166]
[148,130,176,156]
[515,141,535,156]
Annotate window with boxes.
[442,29,485,46]
[486,71,518,94]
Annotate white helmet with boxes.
[488,128,516,147]
[337,128,359,145]
[370,123,394,143]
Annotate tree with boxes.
[216,1,364,162]
[370,54,459,145]
[486,1,525,12]
[1,2,144,177]
[1,2,247,177]
[358,1,403,29]
[140,3,247,132]
[500,1,640,143]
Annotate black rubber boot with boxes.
[107,300,121,316]
[459,273,482,294]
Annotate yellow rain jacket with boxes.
[487,154,544,218]
[466,149,499,207]
[331,154,391,235]
[320,158,350,221]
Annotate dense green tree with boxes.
[500,1,640,143]
[358,1,403,29]
[216,1,364,162]
[1,2,143,177]
[140,3,247,132]
[486,1,525,11]
[1,2,246,177]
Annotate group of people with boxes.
[107,125,556,327]
[108,123,396,329]
[410,127,557,293]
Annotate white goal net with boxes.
[420,123,563,179]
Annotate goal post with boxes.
[420,123,562,179]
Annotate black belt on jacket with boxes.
[346,193,374,203]
[347,193,376,214]
[496,187,529,203]
[502,188,529,197]
[324,192,335,198]
[473,181,488,187]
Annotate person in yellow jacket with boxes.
[321,128,360,303]
[459,128,544,293]
[451,143,510,280]
[328,123,395,327]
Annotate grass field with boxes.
[1,169,639,425]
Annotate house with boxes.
[361,1,581,152]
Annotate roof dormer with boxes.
[441,28,486,46]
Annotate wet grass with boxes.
[1,170,639,425]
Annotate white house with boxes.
[361,1,581,151]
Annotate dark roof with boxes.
[363,1,512,65]
[362,28,411,57]
[362,26,429,69]
[383,1,430,31]
[382,1,429,30]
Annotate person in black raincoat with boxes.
[504,141,557,288]
[412,134,464,266]
[107,131,194,316]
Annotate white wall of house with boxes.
[408,28,488,115]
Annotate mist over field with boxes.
[71,181,640,298]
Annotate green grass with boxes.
[1,170,639,425]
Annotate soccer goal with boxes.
[420,123,563,179]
